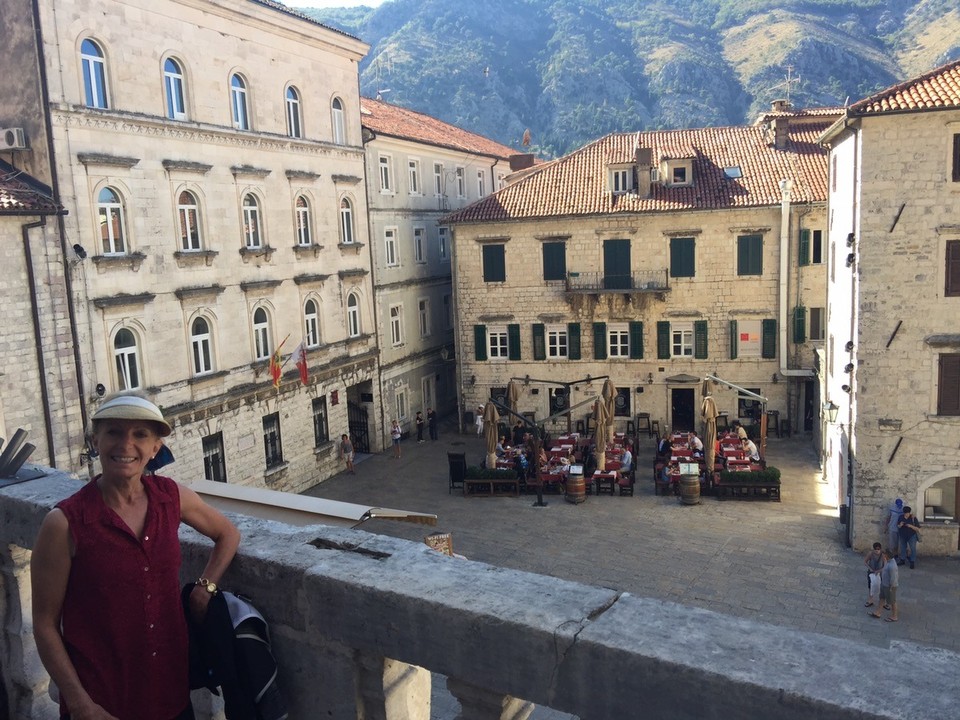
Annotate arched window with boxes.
[230,73,249,130]
[253,307,270,361]
[339,197,354,245]
[191,317,213,375]
[97,187,127,255]
[113,328,141,390]
[295,195,312,247]
[81,39,108,109]
[164,58,187,120]
[177,190,202,251]
[242,194,262,249]
[346,293,360,338]
[286,86,302,138]
[304,299,320,347]
[331,97,345,145]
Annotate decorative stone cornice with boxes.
[77,152,139,168]
[240,280,283,292]
[92,292,155,309]
[286,170,321,181]
[162,159,213,174]
[338,268,369,278]
[331,174,362,184]
[925,334,960,347]
[231,164,271,179]
[174,284,225,300]
[294,273,331,285]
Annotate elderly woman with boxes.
[31,393,241,720]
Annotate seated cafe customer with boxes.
[688,431,704,457]
[496,436,507,457]
[741,437,760,462]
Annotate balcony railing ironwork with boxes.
[565,269,670,293]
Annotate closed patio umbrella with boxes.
[602,378,616,443]
[505,380,519,416]
[483,400,500,470]
[592,397,609,472]
[701,392,718,481]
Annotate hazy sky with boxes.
[282,0,386,7]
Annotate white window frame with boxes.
[346,293,361,338]
[81,39,108,109]
[408,159,421,195]
[608,324,630,358]
[547,325,569,359]
[286,86,302,139]
[164,58,186,120]
[242,194,262,249]
[671,322,694,358]
[477,169,485,197]
[455,166,466,198]
[304,298,320,347]
[177,190,202,251]
[414,226,425,264]
[378,154,393,193]
[191,316,214,375]
[339,197,354,244]
[610,166,632,194]
[438,226,449,262]
[253,307,271,361]
[97,187,127,255]
[433,162,444,196]
[395,387,408,422]
[113,328,141,390]
[389,304,404,347]
[230,73,250,130]
[488,326,508,359]
[295,195,312,247]
[496,172,506,190]
[810,307,826,341]
[384,227,399,267]
[331,97,345,145]
[418,298,430,338]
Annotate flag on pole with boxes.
[269,335,290,389]
[288,341,309,385]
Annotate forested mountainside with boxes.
[302,0,960,157]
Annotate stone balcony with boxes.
[2,470,957,720]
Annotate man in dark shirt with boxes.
[896,506,921,569]
[427,408,438,440]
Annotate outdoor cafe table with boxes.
[592,470,617,495]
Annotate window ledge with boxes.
[173,249,218,268]
[187,369,229,386]
[338,242,365,253]
[92,252,147,272]
[293,243,324,258]
[264,462,289,482]
[239,246,276,262]
[346,333,373,346]
[314,441,336,457]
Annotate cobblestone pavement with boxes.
[304,422,960,716]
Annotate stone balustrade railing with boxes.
[1,470,956,720]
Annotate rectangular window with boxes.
[953,134,960,183]
[812,230,824,264]
[408,159,420,194]
[672,166,687,184]
[312,397,329,446]
[262,413,283,469]
[671,323,693,357]
[414,227,425,263]
[434,162,444,196]
[737,234,763,276]
[946,240,960,296]
[670,237,695,278]
[418,298,430,337]
[396,388,408,421]
[438,226,449,262]
[546,325,568,359]
[456,166,466,197]
[482,244,506,282]
[938,354,960,415]
[389,304,403,346]
[610,167,632,193]
[202,433,227,483]
[542,241,566,281]
[810,307,825,341]
[378,155,393,193]
[477,170,485,197]
[443,294,452,329]
[385,228,399,267]
[608,325,629,358]
[488,327,508,359]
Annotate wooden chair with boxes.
[617,465,635,496]
[448,453,466,494]
[636,413,652,437]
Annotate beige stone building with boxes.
[0,0,380,491]
[359,98,516,443]
[821,60,960,555]
[445,109,837,444]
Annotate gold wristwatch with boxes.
[196,577,218,595]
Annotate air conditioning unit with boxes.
[1,128,27,150]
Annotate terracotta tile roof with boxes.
[0,161,61,216]
[849,58,960,115]
[442,122,830,224]
[360,98,518,160]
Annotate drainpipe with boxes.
[22,217,58,465]
[778,179,814,375]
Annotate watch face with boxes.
[206,583,217,594]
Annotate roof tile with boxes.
[849,59,960,115]
[0,161,61,216]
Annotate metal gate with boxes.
[348,401,370,453]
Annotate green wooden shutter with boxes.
[729,320,738,359]
[629,321,644,359]
[507,324,521,360]
[474,325,487,361]
[533,323,546,360]
[543,242,566,281]
[482,245,506,282]
[568,323,581,360]
[593,322,607,360]
[761,319,777,359]
[798,229,810,267]
[694,320,708,359]
[657,321,670,359]
[793,306,806,343]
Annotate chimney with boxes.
[772,117,789,150]
[509,154,535,172]
[770,98,792,113]
[635,146,652,197]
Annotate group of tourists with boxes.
[862,497,922,623]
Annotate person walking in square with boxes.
[415,411,425,443]
[897,505,921,569]
[391,420,402,459]
[884,498,903,555]
[427,408,438,440]
[872,550,899,622]
[475,406,484,436]
[340,433,355,474]
[863,542,883,608]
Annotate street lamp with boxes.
[823,401,839,424]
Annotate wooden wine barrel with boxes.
[680,473,701,505]
[565,473,586,504]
